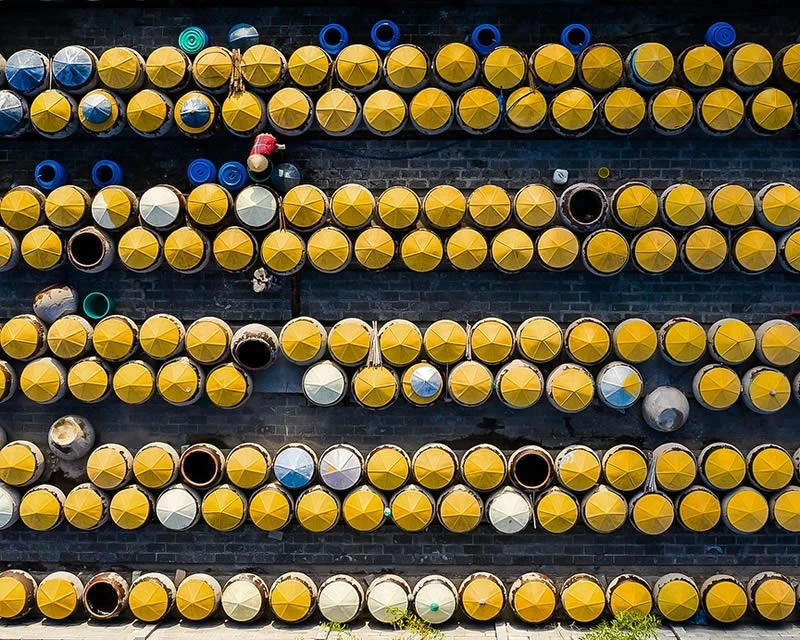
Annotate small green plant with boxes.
[585,610,661,640]
[322,620,356,640]
[387,606,444,640]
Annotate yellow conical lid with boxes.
[67,359,109,402]
[549,365,594,412]
[222,91,264,133]
[308,226,351,273]
[268,88,310,132]
[98,47,142,90]
[609,579,652,616]
[20,359,63,403]
[296,488,339,532]
[363,90,407,133]
[31,90,73,134]
[260,229,305,274]
[492,228,534,272]
[45,186,87,228]
[354,227,395,269]
[271,576,313,622]
[746,368,791,412]
[336,44,380,89]
[615,184,658,229]
[139,316,181,360]
[557,448,601,492]
[468,185,510,229]
[448,360,493,406]
[731,43,773,87]
[331,184,374,229]
[164,226,207,272]
[92,186,133,230]
[604,448,647,491]
[614,319,657,363]
[632,42,674,84]
[580,44,623,90]
[87,446,129,489]
[206,363,249,408]
[483,46,526,89]
[633,228,676,273]
[413,446,456,490]
[146,46,187,90]
[439,487,482,532]
[1,188,42,231]
[249,485,292,531]
[684,226,728,271]
[584,230,629,274]
[700,88,744,132]
[1,315,42,360]
[434,43,478,85]
[127,90,168,134]
[193,47,232,89]
[497,361,542,409]
[176,576,219,621]
[129,578,170,622]
[446,228,487,270]
[780,43,800,82]
[772,488,800,532]
[603,87,645,131]
[157,359,200,404]
[461,575,505,621]
[21,227,62,270]
[202,486,245,531]
[343,486,386,532]
[760,321,800,366]
[457,87,500,131]
[651,88,694,131]
[550,88,594,131]
[133,445,175,489]
[678,487,720,531]
[227,445,270,490]
[584,487,626,532]
[287,45,330,87]
[751,88,794,131]
[537,227,579,269]
[663,319,706,364]
[352,366,398,409]
[753,577,795,621]
[704,579,747,623]
[409,87,453,132]
[379,321,421,367]
[463,447,506,491]
[0,575,29,619]
[400,229,443,272]
[567,319,611,365]
[0,442,37,486]
[0,230,15,270]
[316,88,359,134]
[366,447,409,491]
[241,44,284,89]
[505,87,547,130]
[391,486,434,531]
[401,363,442,406]
[536,489,578,533]
[188,183,230,227]
[712,319,755,364]
[280,317,325,365]
[533,44,575,86]
[385,44,428,90]
[761,183,800,229]
[20,488,61,530]
[682,45,723,88]
[423,186,465,229]
[79,90,119,133]
[696,366,740,409]
[329,319,371,365]
[656,578,699,622]
[632,494,674,535]
[377,186,419,230]
[282,184,327,230]
[562,577,605,623]
[703,447,746,490]
[734,228,775,272]
[64,486,105,529]
[36,575,80,620]
[712,184,754,226]
[750,446,793,491]
[512,578,557,623]
[424,320,466,364]
[93,317,136,361]
[517,317,562,363]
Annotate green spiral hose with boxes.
[178,27,208,55]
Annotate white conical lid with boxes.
[487,488,531,534]
[410,365,442,398]
[235,185,278,229]
[222,580,264,622]
[414,578,457,624]
[140,186,181,229]
[319,578,362,623]
[0,484,20,529]
[303,361,346,407]
[598,363,642,408]
[273,447,315,489]
[319,446,362,491]
[155,485,198,530]
[367,577,409,623]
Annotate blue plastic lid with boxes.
[0,91,25,134]
[187,158,217,186]
[53,46,95,89]
[81,92,113,124]
[706,22,737,50]
[274,447,315,489]
[228,23,259,49]
[6,50,46,93]
[180,96,212,127]
[218,161,248,191]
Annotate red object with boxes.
[250,133,280,158]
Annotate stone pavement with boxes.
[1,620,799,640]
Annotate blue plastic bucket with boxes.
[34,160,68,191]
[319,24,350,56]
[561,24,591,54]
[91,160,123,188]
[83,292,114,320]
[370,20,401,52]
[470,24,501,56]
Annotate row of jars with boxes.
[3,438,800,535]
[0,569,794,626]
[5,81,800,139]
